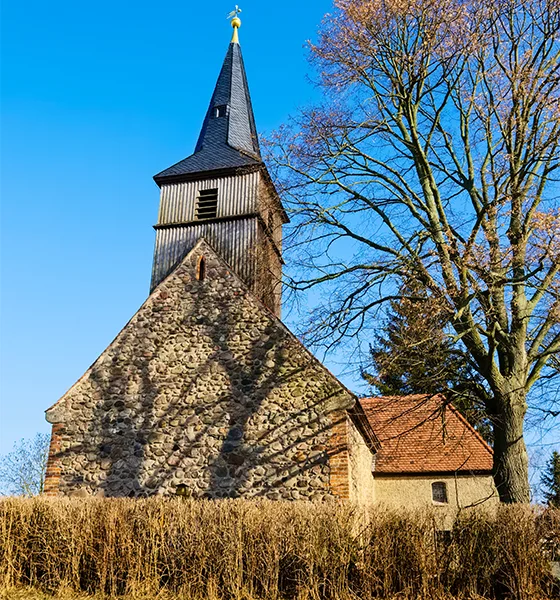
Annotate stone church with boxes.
[43,18,379,503]
[44,17,497,511]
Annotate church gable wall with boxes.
[45,240,358,500]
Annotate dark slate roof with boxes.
[154,41,263,183]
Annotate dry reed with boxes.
[0,497,558,600]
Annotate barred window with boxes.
[432,482,448,503]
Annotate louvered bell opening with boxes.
[196,188,218,220]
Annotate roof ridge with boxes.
[361,394,493,454]
[445,401,494,456]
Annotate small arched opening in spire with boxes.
[215,105,228,118]
[196,256,206,281]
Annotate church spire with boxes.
[150,10,288,317]
[154,9,261,183]
[193,27,261,159]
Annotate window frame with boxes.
[196,256,206,281]
[431,481,449,504]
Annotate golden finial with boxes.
[227,5,242,43]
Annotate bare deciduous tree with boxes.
[0,433,50,496]
[268,0,560,502]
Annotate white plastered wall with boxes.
[374,474,499,527]
[348,417,376,506]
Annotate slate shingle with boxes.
[154,42,263,183]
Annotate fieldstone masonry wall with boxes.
[45,240,377,500]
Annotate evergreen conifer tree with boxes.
[541,451,560,508]
[363,280,493,442]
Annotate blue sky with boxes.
[1,0,556,497]
[1,0,333,454]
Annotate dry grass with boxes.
[0,497,558,600]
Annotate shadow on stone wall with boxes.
[55,246,348,499]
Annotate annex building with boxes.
[44,17,498,512]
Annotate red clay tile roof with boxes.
[359,394,493,475]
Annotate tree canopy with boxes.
[541,450,560,507]
[269,0,560,502]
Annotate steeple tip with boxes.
[227,5,242,43]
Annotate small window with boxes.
[214,105,228,118]
[176,483,190,498]
[432,482,448,504]
[196,256,206,281]
[196,188,218,220]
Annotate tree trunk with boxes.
[491,384,531,503]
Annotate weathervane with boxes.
[227,5,242,20]
[227,5,242,43]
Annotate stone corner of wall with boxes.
[327,411,350,500]
[43,423,63,497]
[45,404,67,425]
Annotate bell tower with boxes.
[150,14,288,317]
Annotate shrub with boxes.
[0,497,558,599]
